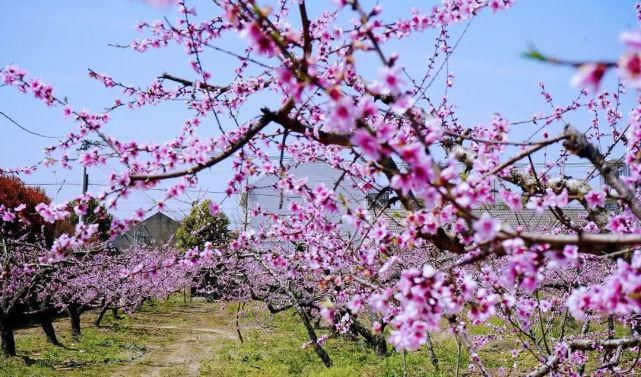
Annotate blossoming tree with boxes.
[5,0,641,374]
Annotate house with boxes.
[242,161,369,229]
[244,160,594,235]
[112,212,180,250]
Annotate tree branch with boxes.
[564,125,641,221]
[130,102,293,182]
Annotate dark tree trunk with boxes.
[67,306,81,338]
[39,313,60,346]
[235,301,244,343]
[94,306,109,327]
[352,319,388,356]
[425,331,439,372]
[602,315,615,365]
[296,306,332,367]
[111,308,119,320]
[0,314,16,357]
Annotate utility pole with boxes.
[77,139,99,225]
[79,167,88,224]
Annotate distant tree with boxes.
[175,199,230,250]
[0,175,52,242]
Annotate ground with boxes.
[0,298,601,376]
[0,298,464,376]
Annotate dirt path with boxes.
[111,304,237,377]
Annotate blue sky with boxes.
[0,0,638,226]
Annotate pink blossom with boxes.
[328,96,357,133]
[35,203,71,223]
[500,189,522,211]
[243,22,276,56]
[388,320,429,351]
[542,188,568,208]
[473,213,501,244]
[62,105,73,118]
[608,214,629,232]
[568,251,641,319]
[468,289,497,324]
[525,196,544,213]
[620,30,641,51]
[372,66,404,96]
[357,96,377,119]
[584,189,606,208]
[350,129,381,160]
[0,205,15,222]
[347,295,364,314]
[571,63,607,92]
[390,94,414,115]
[368,288,393,317]
[73,201,88,216]
[320,304,336,324]
[545,245,578,269]
[134,208,145,220]
[619,52,641,88]
[1,65,27,85]
[209,202,221,215]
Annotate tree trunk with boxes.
[352,319,387,356]
[235,301,244,344]
[425,331,439,372]
[111,308,119,320]
[94,306,109,327]
[39,313,60,346]
[602,316,615,364]
[68,306,81,338]
[0,314,16,357]
[296,306,332,367]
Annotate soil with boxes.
[111,304,236,377]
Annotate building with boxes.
[243,161,369,229]
[112,212,180,250]
[244,161,593,235]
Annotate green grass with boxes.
[1,298,637,376]
[0,324,153,376]
[200,304,467,377]
[0,298,190,376]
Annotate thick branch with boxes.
[130,103,292,182]
[564,125,641,221]
[267,110,351,146]
[502,231,641,254]
[527,337,641,377]
[503,168,609,229]
[298,2,312,59]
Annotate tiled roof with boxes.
[375,206,588,234]
[246,162,590,235]
[474,206,587,232]
[248,161,366,215]
[111,211,179,250]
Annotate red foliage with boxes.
[0,175,52,241]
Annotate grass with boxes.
[0,323,154,376]
[0,298,190,376]
[1,298,637,376]
[200,304,467,377]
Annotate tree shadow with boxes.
[20,355,39,366]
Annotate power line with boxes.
[0,110,61,139]
[24,182,229,194]
[24,181,314,201]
